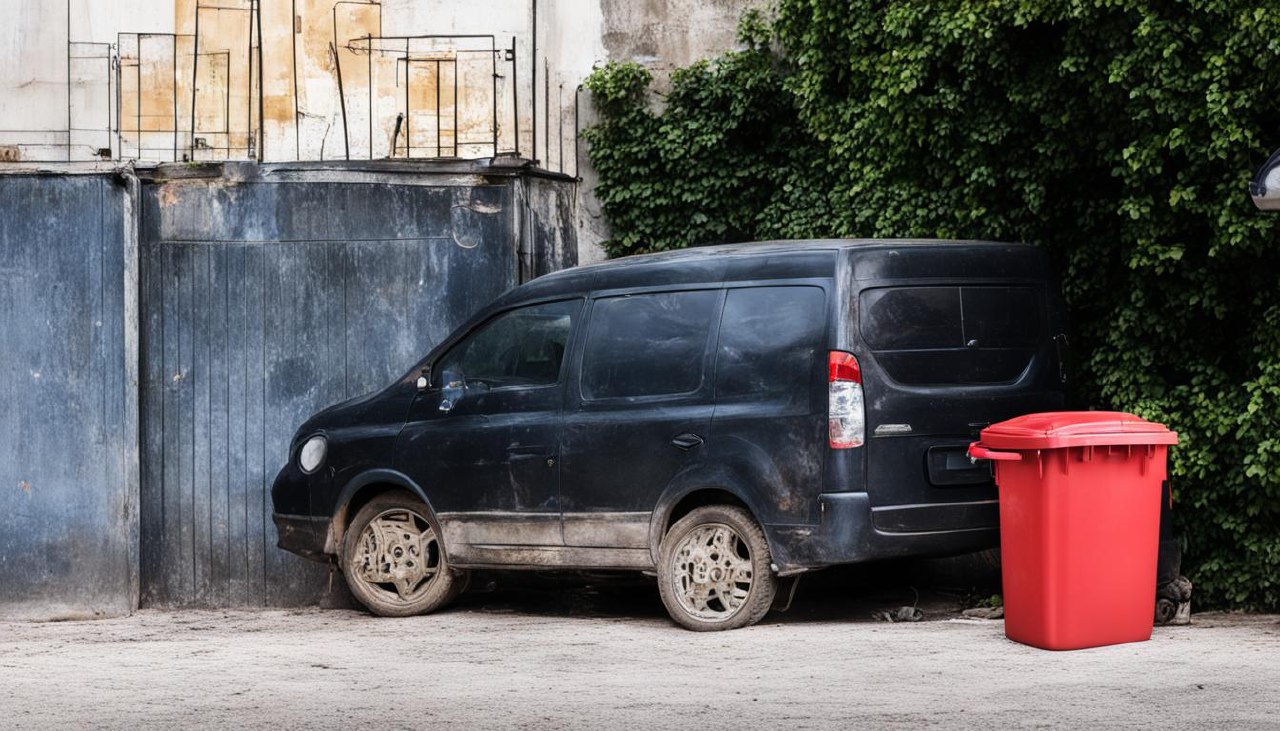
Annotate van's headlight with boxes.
[298,435,327,474]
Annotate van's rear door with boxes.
[850,245,1067,534]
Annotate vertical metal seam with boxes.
[531,0,537,163]
[404,39,410,157]
[342,242,349,397]
[260,244,267,602]
[242,246,249,599]
[192,7,201,159]
[99,180,107,439]
[292,0,301,159]
[159,232,167,602]
[172,35,178,161]
[67,0,72,161]
[490,36,497,157]
[435,60,441,158]
[367,34,374,160]
[116,37,122,158]
[334,41,350,160]
[452,55,458,156]
[224,242,231,601]
[256,0,265,161]
[188,243,196,598]
[511,36,519,158]
[206,245,213,599]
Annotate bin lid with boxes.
[978,411,1178,450]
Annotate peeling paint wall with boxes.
[137,163,528,607]
[519,172,578,280]
[1,0,751,171]
[548,0,763,263]
[0,172,137,619]
[599,0,759,80]
[0,2,74,160]
[0,161,579,615]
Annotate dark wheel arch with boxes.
[327,469,437,555]
[649,486,763,564]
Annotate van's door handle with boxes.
[671,433,704,451]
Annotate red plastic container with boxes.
[968,412,1178,651]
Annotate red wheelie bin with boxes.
[968,412,1178,650]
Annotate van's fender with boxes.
[647,455,788,565]
[327,468,438,554]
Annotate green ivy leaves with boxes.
[584,1,1280,608]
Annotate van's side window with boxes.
[860,287,961,350]
[860,285,1043,386]
[716,286,826,407]
[434,299,579,389]
[581,290,719,400]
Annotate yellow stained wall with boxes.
[182,0,459,162]
[24,0,538,163]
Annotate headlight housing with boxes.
[298,435,327,474]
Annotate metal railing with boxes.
[2,0,580,168]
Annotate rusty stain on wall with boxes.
[146,0,509,162]
[4,0,593,165]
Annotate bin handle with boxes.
[968,444,1022,462]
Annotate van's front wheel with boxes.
[341,491,465,617]
[657,505,777,631]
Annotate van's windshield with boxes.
[859,285,1042,386]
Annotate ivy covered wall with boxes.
[583,2,1280,609]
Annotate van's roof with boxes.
[505,238,1045,305]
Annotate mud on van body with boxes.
[272,239,1068,630]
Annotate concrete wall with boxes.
[0,2,72,160]
[0,172,138,619]
[0,161,578,616]
[1,0,762,263]
[550,0,763,261]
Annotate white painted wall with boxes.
[76,0,175,42]
[0,0,174,162]
[1,1,72,160]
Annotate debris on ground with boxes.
[874,606,925,622]
[961,606,1005,620]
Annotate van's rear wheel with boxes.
[657,505,777,631]
[341,491,466,617]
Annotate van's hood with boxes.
[294,382,417,439]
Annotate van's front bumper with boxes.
[270,463,331,563]
[765,492,998,575]
[272,512,330,561]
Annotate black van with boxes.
[272,239,1068,630]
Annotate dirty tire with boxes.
[341,491,466,618]
[658,505,777,631]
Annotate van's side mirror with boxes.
[415,367,430,391]
[439,368,465,412]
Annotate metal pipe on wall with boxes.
[531,0,537,163]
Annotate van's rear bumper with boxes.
[765,492,998,575]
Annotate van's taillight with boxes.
[828,351,864,449]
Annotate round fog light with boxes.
[298,435,327,474]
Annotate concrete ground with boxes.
[1,569,1278,730]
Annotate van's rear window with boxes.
[859,286,1041,385]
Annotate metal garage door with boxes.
[138,173,517,606]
